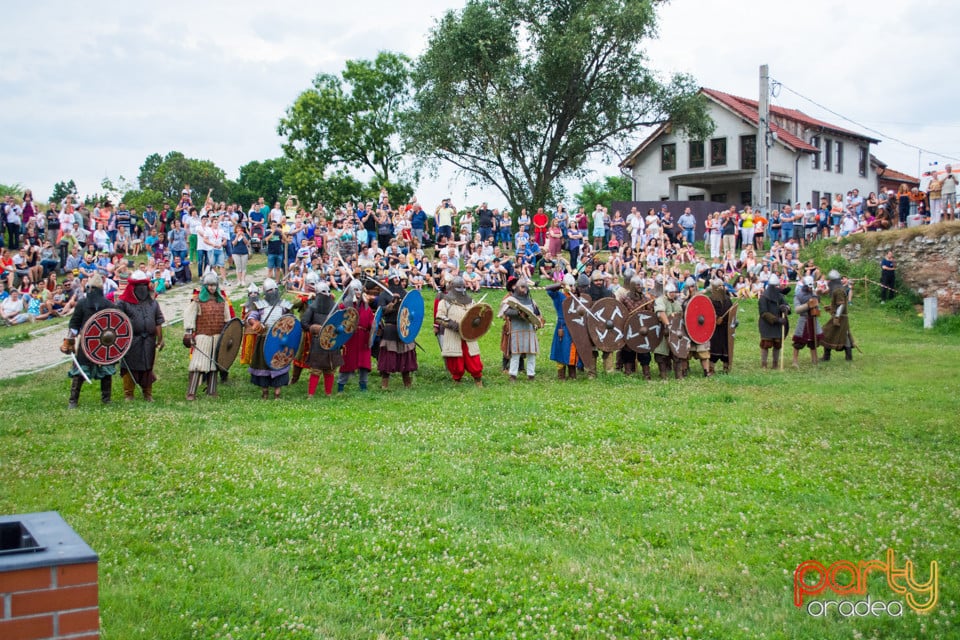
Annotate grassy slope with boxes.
[0,289,957,639]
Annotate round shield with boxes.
[369,306,383,350]
[397,289,425,344]
[80,308,133,366]
[562,293,596,372]
[586,298,627,351]
[460,303,493,341]
[216,318,243,371]
[684,294,717,345]
[315,307,359,351]
[506,298,544,329]
[624,307,662,354]
[263,314,302,370]
[667,315,691,359]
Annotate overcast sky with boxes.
[2,0,955,207]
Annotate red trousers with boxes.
[445,341,483,381]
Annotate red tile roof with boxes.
[701,88,880,146]
[879,167,919,184]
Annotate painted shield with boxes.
[397,289,425,344]
[727,303,739,372]
[684,294,717,345]
[624,307,662,354]
[561,293,596,372]
[263,314,302,370]
[316,307,359,351]
[506,298,544,329]
[79,308,133,366]
[216,318,243,371]
[369,306,383,350]
[586,298,627,351]
[460,303,493,341]
[667,315,691,359]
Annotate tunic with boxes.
[498,295,541,355]
[758,286,788,342]
[652,294,683,357]
[184,298,230,373]
[708,288,733,361]
[820,285,854,349]
[547,289,576,366]
[792,287,823,349]
[301,297,344,372]
[118,298,164,383]
[436,298,481,358]
[68,289,117,380]
[340,301,374,373]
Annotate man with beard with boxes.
[247,277,294,399]
[821,270,855,361]
[436,275,484,386]
[791,275,823,367]
[498,277,543,381]
[60,273,116,408]
[545,274,580,381]
[707,277,734,374]
[339,279,376,392]
[586,270,616,374]
[616,274,655,379]
[300,280,344,397]
[653,281,683,380]
[377,270,418,389]
[183,271,231,400]
[758,275,790,370]
[116,270,164,401]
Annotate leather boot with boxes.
[772,348,782,370]
[623,362,635,376]
[657,360,670,380]
[100,376,113,404]
[509,375,518,382]
[290,365,302,385]
[122,371,135,401]
[641,365,652,380]
[558,365,566,380]
[206,372,218,397]
[673,360,683,380]
[381,375,390,390]
[142,381,154,402]
[761,349,768,369]
[823,348,831,361]
[186,371,201,400]
[68,376,83,409]
[402,372,412,388]
[474,378,483,388]
[845,347,853,361]
[567,365,577,380]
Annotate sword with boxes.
[569,292,600,322]
[69,351,92,383]
[188,341,230,373]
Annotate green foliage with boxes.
[230,157,294,209]
[0,182,24,199]
[120,188,167,213]
[407,0,713,211]
[49,179,78,203]
[279,52,414,206]
[575,175,633,213]
[1,295,958,639]
[137,151,228,201]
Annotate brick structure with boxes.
[0,512,99,640]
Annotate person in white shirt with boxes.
[626,206,645,251]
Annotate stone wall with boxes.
[835,232,960,314]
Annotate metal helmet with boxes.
[304,272,320,286]
[827,270,841,281]
[576,274,590,289]
[451,276,466,293]
[766,275,781,288]
[130,270,149,281]
[202,271,219,287]
[629,275,644,292]
[247,283,260,295]
[262,278,278,293]
[664,282,678,294]
[562,274,576,288]
[803,275,814,287]
[316,281,331,296]
[684,276,696,289]
[591,270,605,283]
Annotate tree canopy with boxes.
[278,52,414,208]
[574,175,634,214]
[406,0,713,212]
[137,151,228,202]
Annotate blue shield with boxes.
[397,289,425,344]
[263,314,302,370]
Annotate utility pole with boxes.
[757,64,771,215]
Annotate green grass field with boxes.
[1,287,958,639]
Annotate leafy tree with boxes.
[278,52,414,204]
[120,189,167,214]
[230,157,293,209]
[136,151,227,201]
[1,182,24,199]
[407,0,713,212]
[49,179,78,203]
[574,175,634,213]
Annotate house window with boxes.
[812,191,820,208]
[661,143,676,171]
[688,195,705,201]
[811,136,821,169]
[859,146,868,177]
[711,193,727,204]
[740,135,757,171]
[689,141,705,168]
[824,139,833,172]
[740,191,752,206]
[710,138,727,166]
[836,141,843,175]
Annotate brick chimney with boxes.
[0,512,99,639]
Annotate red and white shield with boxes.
[79,309,133,366]
[684,294,716,345]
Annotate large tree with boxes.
[407,0,713,211]
[137,151,228,201]
[278,52,414,206]
[574,175,634,214]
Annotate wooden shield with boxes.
[79,308,133,366]
[586,298,627,351]
[397,289,425,344]
[316,307,359,351]
[263,314,302,369]
[727,303,739,372]
[369,306,383,350]
[216,318,243,371]
[684,294,717,345]
[624,307,662,354]
[506,298,544,329]
[561,293,596,371]
[461,303,493,341]
[667,315,691,359]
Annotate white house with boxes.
[619,88,882,210]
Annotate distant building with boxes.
[619,88,912,210]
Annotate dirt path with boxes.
[0,275,261,381]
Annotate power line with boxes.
[770,79,960,164]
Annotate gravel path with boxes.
[0,275,261,381]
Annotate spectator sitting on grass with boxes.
[2,288,31,325]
